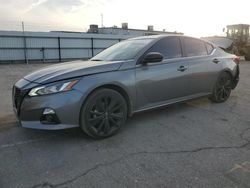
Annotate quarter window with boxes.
[183,38,207,57]
[147,37,182,59]
[205,43,214,54]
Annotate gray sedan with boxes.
[13,35,240,139]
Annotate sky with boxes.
[0,0,250,37]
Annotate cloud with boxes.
[28,0,84,12]
[0,0,112,19]
[25,0,49,12]
[24,0,113,13]
[0,0,249,36]
[0,0,114,31]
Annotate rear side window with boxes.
[205,43,214,54]
[148,37,182,59]
[183,38,207,57]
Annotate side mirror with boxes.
[143,52,163,64]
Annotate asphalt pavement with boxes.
[0,62,250,188]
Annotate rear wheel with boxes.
[209,72,232,103]
[80,88,127,139]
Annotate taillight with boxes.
[233,56,240,65]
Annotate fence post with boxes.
[58,37,62,62]
[40,47,45,63]
[91,38,94,57]
[22,22,28,64]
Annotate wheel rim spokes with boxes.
[104,118,110,133]
[110,112,123,120]
[216,75,231,100]
[90,110,103,116]
[108,99,120,112]
[89,113,105,123]
[95,98,105,112]
[88,96,124,135]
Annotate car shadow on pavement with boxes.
[0,97,210,142]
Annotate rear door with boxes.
[135,36,190,109]
[180,37,216,95]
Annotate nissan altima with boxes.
[12,35,240,139]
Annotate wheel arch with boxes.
[223,69,234,79]
[82,83,133,117]
[216,65,233,78]
[217,68,234,88]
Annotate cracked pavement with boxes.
[0,62,250,188]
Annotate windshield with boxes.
[91,39,153,61]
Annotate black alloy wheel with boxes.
[209,72,232,103]
[80,88,127,139]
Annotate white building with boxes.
[0,23,183,63]
[88,23,183,37]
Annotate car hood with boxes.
[24,60,123,84]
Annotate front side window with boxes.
[147,37,182,59]
[91,39,153,61]
[183,38,207,57]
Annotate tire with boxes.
[80,88,128,139]
[209,72,232,103]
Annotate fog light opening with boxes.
[40,108,60,124]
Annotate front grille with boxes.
[12,86,28,116]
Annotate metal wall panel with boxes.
[0,49,25,60]
[0,37,24,48]
[27,49,59,60]
[60,38,91,48]
[27,49,43,60]
[44,49,60,60]
[26,38,58,48]
[0,31,129,62]
[61,49,90,59]
[93,39,119,48]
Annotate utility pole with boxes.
[22,21,28,64]
[101,13,104,27]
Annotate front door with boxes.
[135,37,190,110]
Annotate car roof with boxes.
[127,34,215,47]
[129,34,209,42]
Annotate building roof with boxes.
[227,24,250,27]
[128,34,183,40]
[98,27,183,34]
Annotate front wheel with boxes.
[209,72,232,103]
[80,88,128,139]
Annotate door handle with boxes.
[213,59,220,63]
[177,65,187,72]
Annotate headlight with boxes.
[28,80,79,97]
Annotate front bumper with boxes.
[13,86,84,130]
